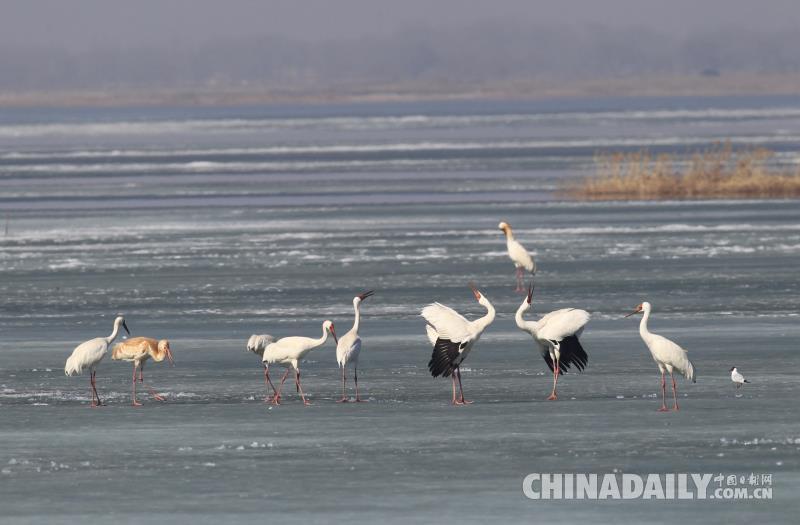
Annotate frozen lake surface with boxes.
[1,97,799,523]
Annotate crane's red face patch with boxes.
[468,282,481,301]
[624,304,643,318]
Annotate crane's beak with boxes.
[330,325,338,344]
[624,308,641,318]
[468,282,481,301]
[165,344,175,366]
[358,290,375,301]
[526,283,534,304]
[122,321,131,335]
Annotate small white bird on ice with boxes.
[246,334,276,401]
[730,367,750,389]
[499,222,536,292]
[423,283,495,405]
[65,315,130,407]
[626,302,696,411]
[261,321,338,405]
[336,290,374,402]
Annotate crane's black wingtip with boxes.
[428,338,461,378]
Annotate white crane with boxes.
[730,367,749,389]
[112,337,174,406]
[261,321,337,405]
[499,221,536,292]
[246,334,276,401]
[336,290,374,402]
[65,315,130,407]
[515,284,590,400]
[626,302,696,411]
[423,283,495,405]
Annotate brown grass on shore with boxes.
[569,143,800,200]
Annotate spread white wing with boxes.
[421,302,471,343]
[536,308,590,342]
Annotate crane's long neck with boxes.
[351,301,361,335]
[639,306,652,341]
[504,228,515,241]
[473,300,496,333]
[515,301,537,335]
[105,322,121,344]
[315,324,330,346]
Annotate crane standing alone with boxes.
[626,302,696,411]
[515,284,589,400]
[423,283,495,405]
[261,321,337,405]
[336,290,374,402]
[499,222,536,292]
[65,316,130,407]
[112,337,175,406]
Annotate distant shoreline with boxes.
[3,73,800,108]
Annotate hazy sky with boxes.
[4,0,800,51]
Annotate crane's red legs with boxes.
[131,365,142,406]
[657,371,669,411]
[547,361,559,400]
[295,369,311,405]
[670,371,679,411]
[89,374,96,407]
[263,365,279,403]
[338,367,349,403]
[90,370,105,407]
[270,369,290,405]
[451,374,460,404]
[455,367,472,404]
[139,362,166,402]
[515,268,525,292]
[146,386,166,402]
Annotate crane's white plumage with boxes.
[534,308,591,343]
[425,324,439,346]
[423,284,495,404]
[730,367,749,388]
[515,284,590,399]
[336,335,361,369]
[336,290,373,402]
[247,334,276,357]
[499,221,536,291]
[65,315,130,407]
[261,320,337,405]
[421,303,472,344]
[626,302,696,411]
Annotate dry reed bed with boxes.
[569,144,800,200]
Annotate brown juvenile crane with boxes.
[112,337,175,406]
